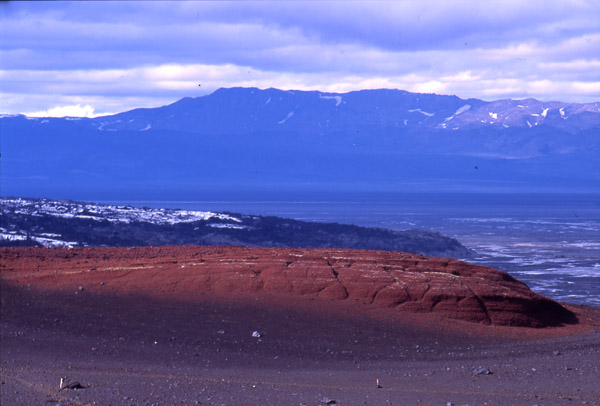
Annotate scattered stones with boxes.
[251,331,262,338]
[473,367,492,375]
[59,377,85,390]
[78,286,84,291]
[320,397,337,405]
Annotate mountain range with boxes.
[1,87,598,199]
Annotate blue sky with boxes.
[1,1,599,117]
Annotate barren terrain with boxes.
[2,246,599,405]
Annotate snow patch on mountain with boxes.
[278,111,294,124]
[408,109,434,117]
[455,104,471,115]
[444,104,471,122]
[319,94,342,107]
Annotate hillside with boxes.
[0,197,472,257]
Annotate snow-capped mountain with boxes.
[68,87,600,134]
[0,197,472,257]
[1,87,598,198]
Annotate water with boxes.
[104,193,600,307]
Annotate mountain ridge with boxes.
[90,87,600,134]
[2,87,598,197]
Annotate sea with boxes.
[105,193,600,307]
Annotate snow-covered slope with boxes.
[1,198,246,247]
[0,197,472,257]
[1,197,241,225]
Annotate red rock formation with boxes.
[0,246,577,327]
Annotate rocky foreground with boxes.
[2,246,600,405]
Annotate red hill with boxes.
[1,246,578,328]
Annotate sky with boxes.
[1,1,599,117]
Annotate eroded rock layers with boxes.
[0,246,577,327]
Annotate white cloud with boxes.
[1,1,599,115]
[25,104,97,118]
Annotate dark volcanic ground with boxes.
[2,247,600,405]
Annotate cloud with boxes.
[25,104,97,118]
[1,1,599,116]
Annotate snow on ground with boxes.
[0,227,77,247]
[1,198,242,226]
[31,236,79,248]
[1,198,246,247]
[208,223,248,230]
[0,231,27,241]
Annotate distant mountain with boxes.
[92,87,600,135]
[0,197,472,258]
[1,87,598,198]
